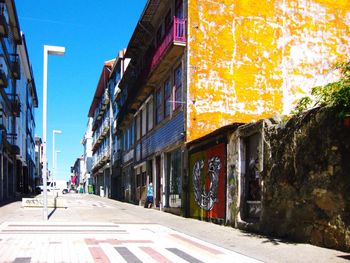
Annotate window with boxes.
[174,65,182,110]
[142,106,147,136]
[126,128,130,150]
[166,149,182,207]
[147,98,153,131]
[130,122,134,147]
[136,113,141,141]
[156,87,163,124]
[164,78,171,117]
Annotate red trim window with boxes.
[156,87,163,124]
[164,78,171,117]
[174,64,182,110]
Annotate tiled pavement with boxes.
[0,222,261,263]
[1,194,350,263]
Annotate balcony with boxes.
[117,17,186,123]
[91,146,110,172]
[148,17,186,85]
[0,116,6,149]
[11,96,21,117]
[0,12,8,37]
[92,134,102,152]
[102,146,110,162]
[102,87,110,106]
[102,118,110,136]
[0,69,7,88]
[113,150,121,165]
[10,54,20,80]
[92,88,110,131]
[6,133,20,155]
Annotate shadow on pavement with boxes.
[241,230,298,246]
[0,193,38,207]
[337,255,350,260]
[48,208,57,219]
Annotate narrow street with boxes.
[0,194,349,263]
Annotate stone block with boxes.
[22,197,67,208]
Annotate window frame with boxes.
[164,78,172,118]
[174,64,182,111]
[155,87,163,124]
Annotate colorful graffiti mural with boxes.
[189,143,226,221]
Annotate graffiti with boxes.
[192,157,221,211]
[23,198,46,207]
[25,199,44,205]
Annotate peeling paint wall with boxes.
[187,0,350,142]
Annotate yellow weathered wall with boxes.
[187,0,350,142]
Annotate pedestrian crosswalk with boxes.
[0,222,262,263]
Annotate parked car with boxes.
[36,180,69,195]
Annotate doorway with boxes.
[156,156,161,207]
[241,132,262,221]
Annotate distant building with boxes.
[71,156,84,192]
[88,59,115,198]
[81,118,93,193]
[34,136,42,188]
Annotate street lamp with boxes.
[42,45,65,221]
[52,129,62,182]
[55,150,61,181]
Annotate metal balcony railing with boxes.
[102,117,110,135]
[0,10,8,37]
[6,132,20,155]
[150,17,186,72]
[7,94,21,117]
[0,69,7,88]
[10,54,20,80]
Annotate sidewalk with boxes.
[0,194,349,263]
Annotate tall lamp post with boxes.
[42,45,65,221]
[55,150,61,182]
[52,129,62,182]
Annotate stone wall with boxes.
[261,108,350,251]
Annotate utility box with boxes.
[100,186,104,197]
[88,185,94,194]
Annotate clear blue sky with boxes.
[16,0,147,181]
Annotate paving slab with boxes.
[0,193,349,263]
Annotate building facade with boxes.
[108,50,129,200]
[115,0,187,213]
[34,136,42,189]
[88,59,115,198]
[81,117,93,193]
[113,0,350,216]
[17,33,38,195]
[71,156,84,192]
[0,0,37,202]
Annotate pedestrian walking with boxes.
[145,182,153,208]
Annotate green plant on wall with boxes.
[293,61,350,119]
